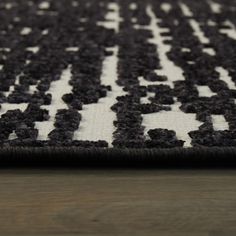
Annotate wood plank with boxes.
[0,169,236,235]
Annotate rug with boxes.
[0,0,236,165]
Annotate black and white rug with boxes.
[0,0,236,165]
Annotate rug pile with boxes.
[0,0,236,162]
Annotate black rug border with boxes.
[0,147,235,167]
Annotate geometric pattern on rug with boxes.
[0,0,236,149]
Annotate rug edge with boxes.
[0,147,235,167]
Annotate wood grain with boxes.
[0,169,236,236]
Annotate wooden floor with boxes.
[0,169,236,236]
